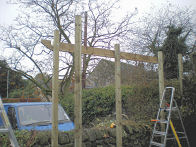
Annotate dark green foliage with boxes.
[123,82,160,121]
[0,130,36,147]
[150,25,191,79]
[59,77,195,145]
[60,92,74,121]
[0,77,195,146]
[0,60,25,98]
[60,83,160,125]
[82,86,116,124]
[160,25,190,79]
[60,79,195,124]
[181,74,196,146]
[163,77,196,147]
[9,80,39,98]
[182,74,196,116]
[61,86,117,124]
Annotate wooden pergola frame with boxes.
[41,15,183,147]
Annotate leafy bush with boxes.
[181,74,196,146]
[9,80,40,98]
[0,130,36,147]
[82,86,117,125]
[59,76,196,146]
[61,83,160,125]
[60,77,195,126]
[60,92,74,121]
[123,81,159,122]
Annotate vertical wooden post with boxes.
[178,54,183,96]
[158,51,165,143]
[82,11,88,89]
[74,15,82,147]
[158,51,164,101]
[52,30,60,147]
[115,44,122,147]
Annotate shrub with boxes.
[60,83,160,125]
[82,86,116,125]
[60,77,195,127]
[60,92,74,121]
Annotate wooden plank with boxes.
[41,40,158,63]
[52,30,60,147]
[115,44,122,147]
[178,54,183,96]
[74,15,82,147]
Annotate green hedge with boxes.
[60,78,195,124]
[59,76,196,146]
[60,81,161,124]
[1,75,195,146]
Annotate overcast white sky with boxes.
[0,0,17,25]
[0,0,196,25]
[0,0,195,75]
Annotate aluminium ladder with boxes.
[0,96,19,147]
[149,87,190,147]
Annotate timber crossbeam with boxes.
[41,40,158,63]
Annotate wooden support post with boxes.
[74,15,82,147]
[158,51,164,101]
[115,44,122,147]
[52,30,60,147]
[178,54,183,96]
[158,51,165,143]
[82,11,88,89]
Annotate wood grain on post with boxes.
[158,51,164,101]
[158,51,165,143]
[115,44,122,147]
[74,15,82,147]
[52,30,60,147]
[178,54,183,96]
[82,11,88,89]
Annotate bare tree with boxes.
[119,3,196,76]
[123,3,196,56]
[0,0,137,99]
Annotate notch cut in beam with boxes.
[41,40,158,63]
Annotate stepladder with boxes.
[149,87,190,147]
[0,96,19,147]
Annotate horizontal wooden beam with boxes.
[41,39,158,63]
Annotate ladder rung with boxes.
[0,128,9,132]
[178,136,187,139]
[150,87,190,147]
[167,136,187,140]
[150,141,164,147]
[171,107,177,111]
[153,130,167,136]
[166,137,175,140]
[176,131,185,134]
[155,120,168,123]
[160,107,177,111]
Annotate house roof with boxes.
[86,59,156,88]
